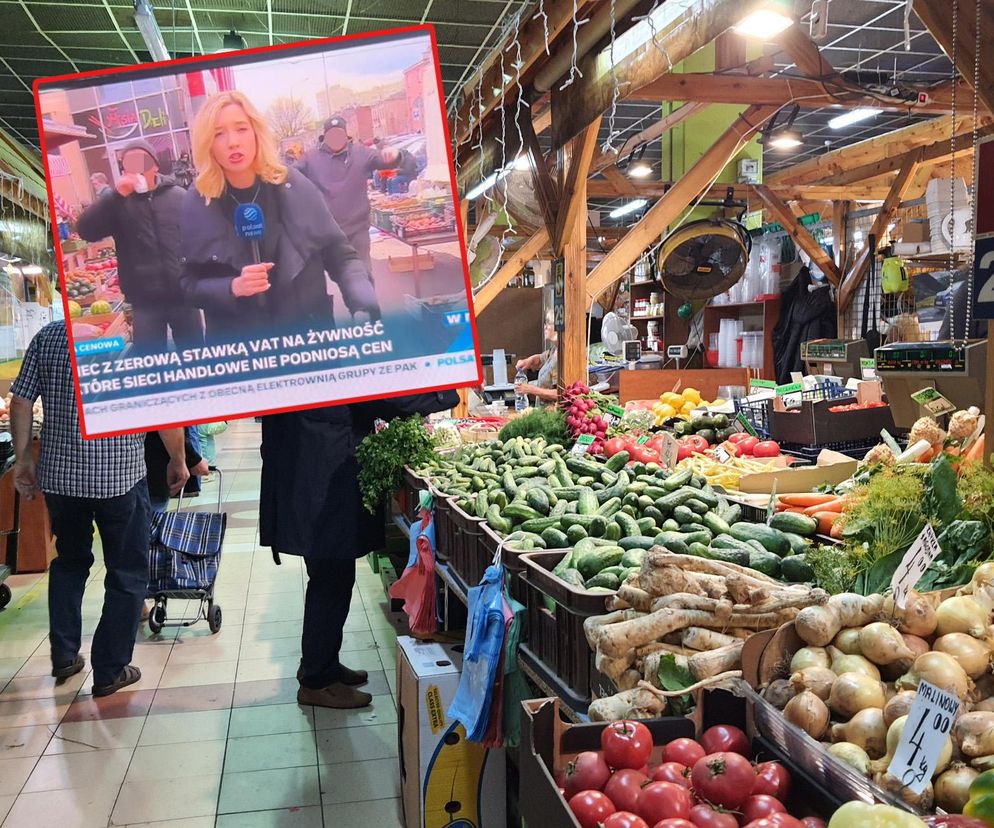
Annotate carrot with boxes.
[803,498,845,515]
[966,434,986,464]
[918,447,934,463]
[811,511,840,536]
[779,493,837,508]
[830,519,845,540]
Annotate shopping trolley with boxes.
[0,451,18,609]
[146,467,227,634]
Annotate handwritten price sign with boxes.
[887,680,959,794]
[890,524,941,609]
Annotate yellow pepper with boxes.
[964,770,994,826]
[827,802,927,828]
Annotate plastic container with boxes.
[447,499,488,587]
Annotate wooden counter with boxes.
[618,368,753,405]
[0,441,56,574]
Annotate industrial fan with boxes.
[657,219,752,300]
[467,213,502,287]
[600,311,638,356]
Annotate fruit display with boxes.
[90,300,112,316]
[67,300,82,319]
[555,720,826,828]
[561,382,628,456]
[862,409,985,469]
[652,388,723,426]
[0,393,42,433]
[65,274,99,302]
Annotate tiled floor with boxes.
[0,421,407,828]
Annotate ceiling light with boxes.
[21,266,43,275]
[466,172,500,201]
[733,1,794,39]
[609,199,648,220]
[216,29,247,53]
[628,163,653,178]
[828,108,882,130]
[512,155,531,171]
[133,0,171,62]
[769,131,802,150]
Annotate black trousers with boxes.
[132,302,204,354]
[299,556,358,689]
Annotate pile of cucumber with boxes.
[421,436,820,593]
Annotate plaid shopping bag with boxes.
[148,509,227,593]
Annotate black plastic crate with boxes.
[779,437,878,463]
[446,499,488,588]
[735,396,773,439]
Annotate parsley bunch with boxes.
[357,415,435,513]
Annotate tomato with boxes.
[663,739,706,768]
[631,446,660,464]
[651,762,692,788]
[741,795,787,823]
[637,782,693,824]
[603,814,651,828]
[752,440,781,458]
[681,435,709,453]
[800,819,826,828]
[752,762,791,801]
[568,790,617,828]
[677,444,697,462]
[699,725,750,757]
[563,751,612,798]
[604,437,628,458]
[605,769,650,813]
[652,821,697,828]
[602,720,654,771]
[690,752,756,810]
[736,436,759,455]
[742,817,803,828]
[688,804,739,828]
[727,433,752,445]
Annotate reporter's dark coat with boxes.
[179,167,378,341]
[259,391,459,561]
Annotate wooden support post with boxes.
[454,387,470,418]
[561,173,588,390]
[521,106,562,244]
[472,228,550,315]
[838,150,923,311]
[554,117,602,254]
[585,105,779,302]
[752,185,841,285]
[833,200,850,273]
[987,321,994,468]
[774,25,841,81]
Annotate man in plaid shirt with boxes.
[10,321,189,696]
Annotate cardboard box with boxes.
[737,449,858,494]
[397,636,505,828]
[903,219,930,244]
[770,395,897,445]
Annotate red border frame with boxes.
[32,24,482,439]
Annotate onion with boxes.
[883,691,918,727]
[829,672,887,720]
[833,628,863,656]
[936,596,990,639]
[830,652,882,681]
[893,591,939,638]
[912,651,973,700]
[790,667,837,701]
[882,635,933,681]
[860,622,915,666]
[874,771,934,811]
[790,646,831,673]
[934,763,979,812]
[830,707,888,758]
[784,689,830,740]
[827,741,871,775]
[953,712,994,757]
[934,633,993,679]
[763,678,796,710]
[970,563,994,616]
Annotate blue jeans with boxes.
[44,481,151,686]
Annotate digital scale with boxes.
[480,348,517,407]
[874,340,988,428]
[800,339,870,381]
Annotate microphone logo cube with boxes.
[234,202,265,240]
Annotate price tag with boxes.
[657,432,678,468]
[636,435,650,445]
[571,434,596,456]
[887,680,959,794]
[750,379,777,390]
[602,404,625,427]
[860,357,877,379]
[713,445,731,463]
[890,524,941,609]
[911,387,957,417]
[735,412,759,438]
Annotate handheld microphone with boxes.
[233,202,269,308]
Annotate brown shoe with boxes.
[297,682,372,709]
[296,663,369,687]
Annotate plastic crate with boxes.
[518,550,615,704]
[394,467,429,523]
[480,523,563,606]
[735,396,773,439]
[779,437,879,463]
[446,499,489,588]
[727,496,841,546]
[432,497,455,563]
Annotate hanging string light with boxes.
[947,0,959,341]
[962,0,982,344]
[559,0,590,91]
[602,0,621,154]
[532,0,551,55]
[634,0,675,74]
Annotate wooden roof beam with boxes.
[752,184,841,285]
[520,99,562,246]
[773,25,840,82]
[585,104,779,302]
[838,150,923,311]
[554,116,602,255]
[590,102,710,176]
[472,227,551,315]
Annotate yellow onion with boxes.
[828,742,871,775]
[935,763,978,812]
[883,691,917,727]
[790,667,837,701]
[790,647,831,673]
[907,651,973,700]
[784,689,829,740]
[830,707,888,758]
[859,622,915,666]
[830,652,882,681]
[936,595,990,638]
[829,672,887,719]
[833,628,863,656]
[933,633,993,679]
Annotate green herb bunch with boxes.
[357,416,435,513]
[498,408,569,445]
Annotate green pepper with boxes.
[827,802,927,828]
[965,770,994,826]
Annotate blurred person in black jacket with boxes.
[772,265,836,384]
[260,390,459,710]
[145,427,209,513]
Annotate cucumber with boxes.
[730,523,791,556]
[566,523,589,545]
[575,545,625,579]
[503,503,545,523]
[559,568,586,589]
[521,516,562,534]
[599,469,619,487]
[643,506,666,526]
[636,517,657,535]
[605,451,630,472]
[551,550,574,578]
[486,505,513,534]
[600,566,628,580]
[550,500,570,519]
[577,476,596,487]
[679,530,713,547]
[475,491,488,518]
[688,541,711,558]
[587,587,616,595]
[642,485,669,500]
[578,489,599,516]
[566,457,603,478]
[745,539,769,555]
[783,532,812,555]
[652,533,690,555]
[685,498,710,516]
[748,548,783,578]
[585,572,621,591]
[597,497,623,518]
[621,547,648,568]
[622,492,641,510]
[502,470,518,499]
[707,546,750,566]
[661,519,681,533]
[637,495,656,512]
[718,501,743,525]
[541,527,570,549]
[551,486,585,501]
[655,487,700,513]
[603,522,622,542]
[673,505,698,525]
[619,536,655,552]
[770,512,819,538]
[662,467,693,491]
[614,512,641,537]
[702,512,732,537]
[712,535,756,555]
[691,475,708,490]
[781,553,816,583]
[525,488,551,515]
[489,489,508,510]
[561,514,608,537]
[511,467,541,480]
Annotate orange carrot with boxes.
[779,493,837,508]
[918,447,934,463]
[830,519,845,540]
[803,498,846,515]
[811,511,840,536]
[966,434,986,464]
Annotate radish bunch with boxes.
[561,382,616,455]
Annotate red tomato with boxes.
[688,804,738,828]
[651,762,691,788]
[677,444,697,462]
[563,752,612,798]
[742,817,803,828]
[800,819,826,828]
[752,441,781,458]
[604,437,628,458]
[605,769,650,813]
[603,814,651,828]
[602,721,654,771]
[652,821,697,828]
[637,782,693,824]
[737,436,759,455]
[752,762,791,801]
[690,752,756,810]
[568,790,617,828]
[741,795,786,823]
[663,739,706,768]
[699,725,750,757]
[727,433,752,445]
[681,435,709,453]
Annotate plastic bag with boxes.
[389,511,437,636]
